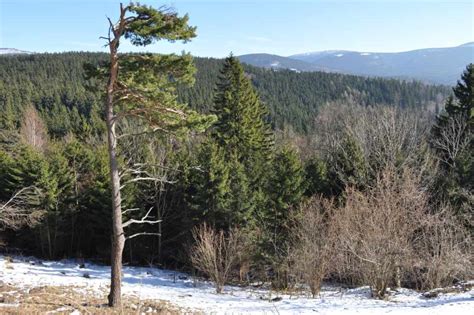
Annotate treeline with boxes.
[0,52,450,135]
[0,52,471,298]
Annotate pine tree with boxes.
[85,3,213,307]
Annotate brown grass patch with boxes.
[0,282,195,314]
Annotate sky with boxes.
[0,0,473,57]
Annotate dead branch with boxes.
[122,207,161,228]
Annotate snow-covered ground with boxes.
[0,255,472,314]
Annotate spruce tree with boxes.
[258,146,305,288]
[212,55,273,164]
[210,56,273,228]
[191,140,231,228]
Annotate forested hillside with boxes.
[1,0,473,311]
[0,51,471,305]
[0,52,450,134]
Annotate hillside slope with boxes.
[0,53,450,134]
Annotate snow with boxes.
[360,52,371,56]
[335,54,344,57]
[0,48,31,55]
[1,255,473,314]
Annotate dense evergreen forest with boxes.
[0,50,471,299]
[0,52,450,135]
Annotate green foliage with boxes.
[187,141,254,230]
[212,56,273,161]
[328,135,368,194]
[0,48,462,276]
[266,147,306,217]
[125,3,196,46]
[256,146,305,287]
[0,53,449,137]
[0,135,112,258]
[304,157,331,197]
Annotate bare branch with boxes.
[126,232,161,240]
[123,206,162,228]
[0,186,44,230]
[431,114,470,168]
[121,208,141,215]
[120,177,176,190]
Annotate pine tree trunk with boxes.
[106,40,125,308]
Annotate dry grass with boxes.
[0,282,191,314]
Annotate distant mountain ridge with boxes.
[2,43,472,85]
[238,53,321,72]
[0,48,32,55]
[239,43,474,85]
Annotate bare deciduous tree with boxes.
[190,223,243,293]
[20,105,47,152]
[430,113,471,168]
[312,104,434,187]
[0,187,44,230]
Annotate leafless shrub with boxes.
[291,196,335,297]
[412,207,473,290]
[329,165,473,298]
[331,167,428,298]
[0,186,44,230]
[190,223,243,293]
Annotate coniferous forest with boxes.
[0,3,472,311]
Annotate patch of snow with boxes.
[270,61,280,67]
[0,48,31,55]
[335,53,344,57]
[0,303,20,307]
[360,52,371,56]
[0,255,473,314]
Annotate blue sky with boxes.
[1,0,473,57]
